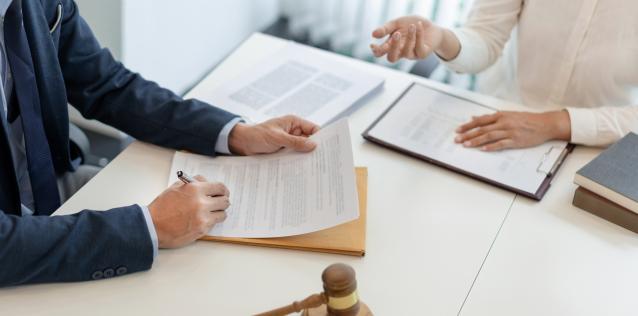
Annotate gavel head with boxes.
[321,263,360,316]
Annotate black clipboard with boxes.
[362,82,574,200]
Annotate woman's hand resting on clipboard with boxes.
[454,111,572,151]
[369,15,573,151]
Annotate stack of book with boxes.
[573,133,638,233]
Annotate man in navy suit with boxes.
[0,0,320,286]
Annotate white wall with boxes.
[75,0,279,95]
[71,0,279,138]
[75,0,123,59]
[120,0,279,94]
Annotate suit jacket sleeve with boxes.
[58,0,237,156]
[0,205,154,287]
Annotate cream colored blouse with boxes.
[442,0,638,146]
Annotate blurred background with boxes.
[73,0,478,163]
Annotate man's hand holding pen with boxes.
[148,173,230,248]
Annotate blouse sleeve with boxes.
[440,0,523,74]
[566,106,638,146]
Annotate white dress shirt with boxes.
[441,0,638,146]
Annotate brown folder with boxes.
[199,167,368,256]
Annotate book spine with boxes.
[573,188,638,234]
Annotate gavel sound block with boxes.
[256,263,372,316]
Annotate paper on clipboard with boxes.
[363,83,571,199]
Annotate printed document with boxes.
[367,84,570,194]
[201,42,384,126]
[168,119,359,238]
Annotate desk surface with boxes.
[460,145,638,316]
[2,33,635,316]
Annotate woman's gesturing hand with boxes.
[370,15,462,63]
[370,16,444,63]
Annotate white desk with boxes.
[459,145,638,316]
[1,33,631,316]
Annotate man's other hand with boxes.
[149,175,230,248]
[228,115,320,155]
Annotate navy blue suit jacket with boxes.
[0,0,237,286]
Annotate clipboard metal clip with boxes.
[536,146,568,177]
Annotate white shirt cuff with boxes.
[566,107,598,145]
[214,117,243,154]
[138,205,158,258]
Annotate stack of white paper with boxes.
[200,42,384,126]
[168,119,359,238]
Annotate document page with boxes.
[367,84,569,195]
[168,119,359,238]
[201,42,384,126]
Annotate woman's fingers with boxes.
[370,44,383,57]
[481,139,516,151]
[456,113,500,133]
[414,21,429,59]
[371,36,395,57]
[371,19,400,57]
[371,17,437,61]
[371,38,393,57]
[401,24,417,59]
[453,112,512,150]
[387,32,403,62]
[461,130,510,148]
[455,123,503,144]
[372,20,398,38]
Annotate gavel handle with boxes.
[255,292,326,316]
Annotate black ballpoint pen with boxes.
[177,170,196,184]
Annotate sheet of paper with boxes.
[168,119,359,238]
[368,84,569,194]
[201,42,383,126]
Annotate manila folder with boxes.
[200,167,368,257]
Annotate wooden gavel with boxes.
[255,263,372,316]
